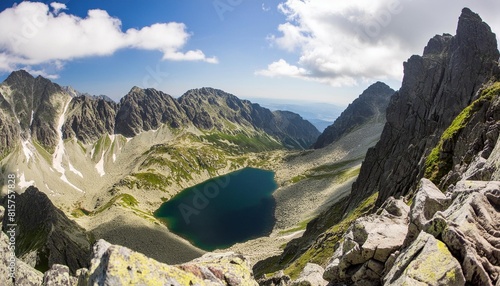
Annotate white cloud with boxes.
[49,2,67,15]
[256,59,309,78]
[0,2,217,75]
[258,0,500,87]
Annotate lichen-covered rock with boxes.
[43,264,78,286]
[383,231,465,286]
[291,263,328,286]
[83,239,258,286]
[323,198,408,284]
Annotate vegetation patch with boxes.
[289,158,362,184]
[32,140,53,164]
[278,218,313,235]
[201,131,283,153]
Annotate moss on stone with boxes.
[424,81,500,184]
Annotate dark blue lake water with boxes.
[154,167,277,251]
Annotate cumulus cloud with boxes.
[257,0,500,86]
[0,2,217,75]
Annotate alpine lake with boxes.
[154,167,278,251]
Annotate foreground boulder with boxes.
[81,239,258,285]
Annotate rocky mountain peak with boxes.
[313,81,394,149]
[347,8,500,210]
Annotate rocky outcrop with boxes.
[313,82,394,149]
[62,95,118,143]
[319,178,499,286]
[81,239,258,285]
[347,8,500,210]
[323,197,409,285]
[114,87,189,137]
[1,187,92,275]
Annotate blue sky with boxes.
[0,1,499,106]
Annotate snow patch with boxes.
[18,173,35,189]
[90,146,95,158]
[53,99,71,174]
[30,110,34,126]
[95,153,106,177]
[60,174,84,193]
[112,153,116,162]
[51,98,84,193]
[21,140,35,163]
[68,162,84,178]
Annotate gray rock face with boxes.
[1,187,92,275]
[313,82,394,149]
[347,8,500,210]
[62,95,118,143]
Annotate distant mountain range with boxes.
[0,70,320,157]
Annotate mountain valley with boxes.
[0,7,499,286]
